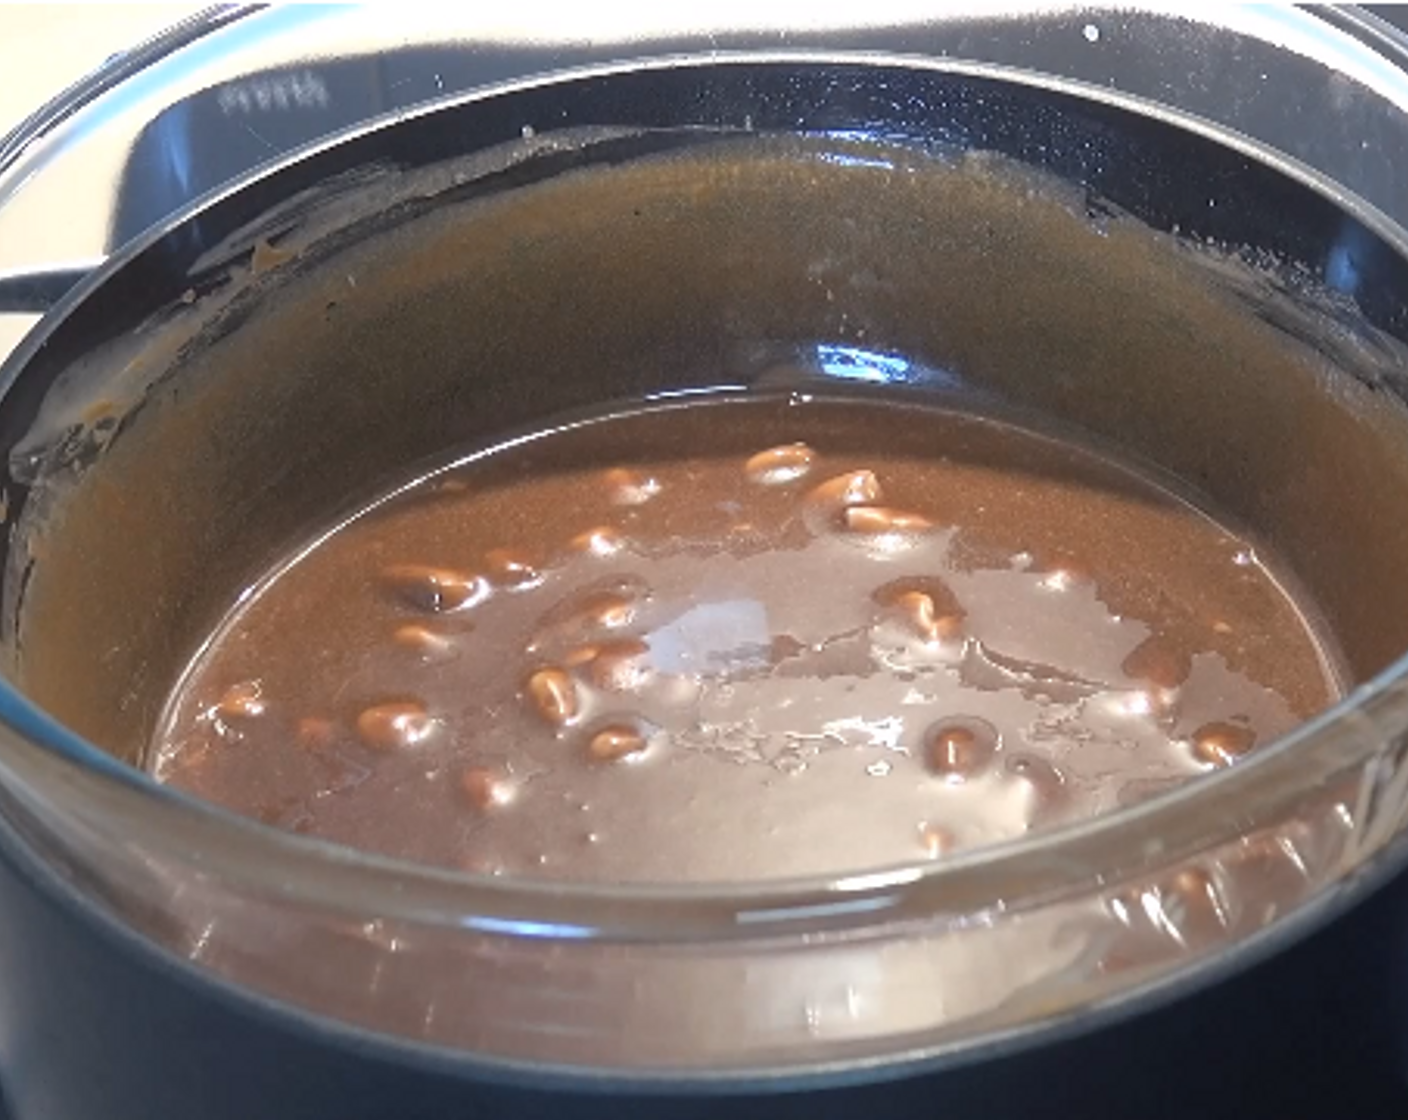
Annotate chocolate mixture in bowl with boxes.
[153,395,1338,881]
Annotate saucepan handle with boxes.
[0,264,101,316]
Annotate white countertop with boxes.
[0,6,199,134]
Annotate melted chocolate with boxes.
[153,395,1338,881]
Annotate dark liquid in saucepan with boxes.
[152,395,1338,881]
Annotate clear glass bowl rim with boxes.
[1,4,1408,949]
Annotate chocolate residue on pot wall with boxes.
[8,132,1408,776]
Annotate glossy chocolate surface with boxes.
[154,397,1336,881]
